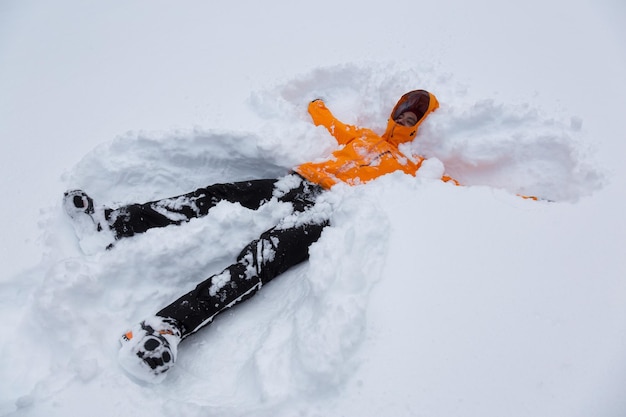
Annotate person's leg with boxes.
[118,219,328,383]
[107,179,279,239]
[157,218,328,337]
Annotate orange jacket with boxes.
[295,90,450,189]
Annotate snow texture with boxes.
[1,0,626,416]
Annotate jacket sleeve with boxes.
[308,100,361,145]
[441,174,460,185]
[442,174,540,201]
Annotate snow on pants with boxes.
[105,174,328,338]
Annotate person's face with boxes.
[395,111,418,127]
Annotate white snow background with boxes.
[1,0,625,416]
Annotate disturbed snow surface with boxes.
[2,65,622,417]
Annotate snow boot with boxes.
[118,316,183,384]
[63,189,115,253]
[63,189,96,217]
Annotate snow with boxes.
[1,0,625,416]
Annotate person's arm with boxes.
[441,174,460,185]
[518,194,539,201]
[442,174,540,200]
[308,99,361,145]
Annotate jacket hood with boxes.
[383,90,439,146]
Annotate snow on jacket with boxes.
[295,90,453,189]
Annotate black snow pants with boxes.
[105,175,328,338]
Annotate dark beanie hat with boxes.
[391,90,433,122]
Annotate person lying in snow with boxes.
[63,90,455,383]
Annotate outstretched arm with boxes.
[441,174,540,200]
[308,99,362,145]
[441,174,460,185]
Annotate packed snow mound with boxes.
[1,64,606,416]
[417,99,601,201]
